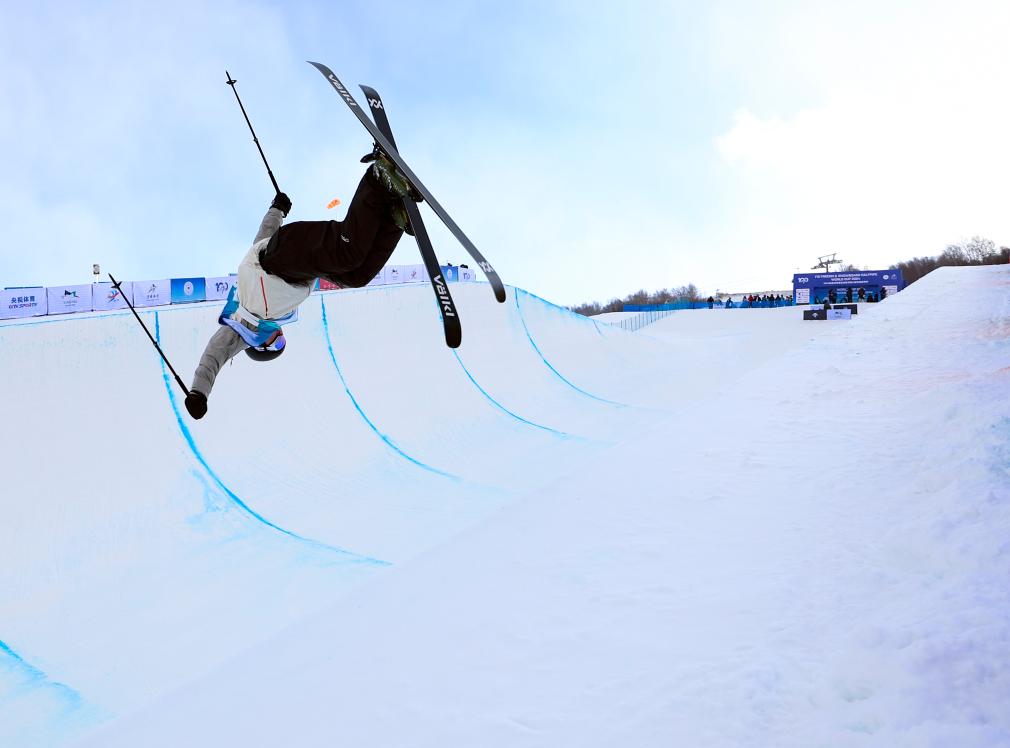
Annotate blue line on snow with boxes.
[319,297,457,480]
[0,639,84,705]
[450,349,569,437]
[513,292,626,407]
[154,312,389,566]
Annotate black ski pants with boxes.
[258,169,403,288]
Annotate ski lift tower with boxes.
[812,253,843,273]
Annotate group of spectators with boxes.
[713,294,791,309]
[814,286,888,305]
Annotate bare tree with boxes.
[963,236,996,263]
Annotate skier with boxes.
[184,150,418,419]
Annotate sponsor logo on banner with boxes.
[91,281,133,311]
[403,264,424,283]
[459,266,475,282]
[0,288,47,319]
[385,267,402,284]
[170,277,207,304]
[132,280,171,308]
[205,276,235,301]
[440,266,459,283]
[317,278,343,291]
[46,284,93,315]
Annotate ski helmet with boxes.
[244,332,287,362]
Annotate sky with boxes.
[2,0,1008,306]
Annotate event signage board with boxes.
[792,270,903,304]
[385,266,402,284]
[46,284,93,315]
[827,309,852,320]
[92,281,134,311]
[399,264,425,283]
[440,266,459,283]
[459,266,476,282]
[131,279,171,308]
[170,277,207,304]
[1,287,47,319]
[366,269,385,287]
[205,276,235,301]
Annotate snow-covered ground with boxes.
[2,266,1009,746]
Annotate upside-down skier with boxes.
[184,151,418,420]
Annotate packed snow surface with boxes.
[2,267,1009,747]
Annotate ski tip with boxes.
[495,287,507,303]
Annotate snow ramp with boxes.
[0,281,688,746]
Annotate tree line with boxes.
[570,236,1008,317]
[571,284,701,317]
[891,236,1009,286]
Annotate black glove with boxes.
[271,192,292,216]
[185,390,208,420]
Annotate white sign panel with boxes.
[385,266,403,284]
[401,264,425,283]
[46,284,93,315]
[794,287,810,304]
[367,269,385,287]
[827,309,852,320]
[0,287,47,319]
[458,266,476,282]
[205,275,235,301]
[92,281,134,311]
[131,279,171,308]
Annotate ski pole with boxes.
[225,70,281,194]
[109,274,190,396]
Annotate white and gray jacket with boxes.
[190,207,309,397]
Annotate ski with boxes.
[360,84,462,348]
[307,61,507,304]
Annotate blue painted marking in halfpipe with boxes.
[155,312,390,566]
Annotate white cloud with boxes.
[709,0,1010,284]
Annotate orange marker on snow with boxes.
[327,198,341,209]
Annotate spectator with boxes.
[846,287,853,303]
[828,288,838,304]
[880,285,888,300]
[858,287,866,301]
[707,295,714,309]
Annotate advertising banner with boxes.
[793,269,903,304]
[46,284,93,315]
[1,287,47,319]
[385,266,403,284]
[170,277,207,304]
[827,309,852,320]
[367,269,385,287]
[92,281,134,311]
[440,265,459,283]
[400,264,425,283]
[458,266,476,282]
[317,278,343,291]
[205,276,235,301]
[131,279,172,308]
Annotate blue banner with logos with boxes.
[170,277,207,304]
[792,270,903,304]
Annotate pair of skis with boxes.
[309,61,506,349]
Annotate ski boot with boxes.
[390,202,415,236]
[362,144,422,202]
